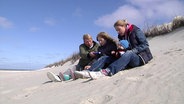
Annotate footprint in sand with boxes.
[126,73,153,82]
[126,77,141,81]
[80,95,113,104]
[11,86,39,100]
[102,95,113,103]
[80,98,95,104]
[163,48,182,55]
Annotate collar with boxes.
[89,43,94,49]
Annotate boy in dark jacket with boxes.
[111,40,129,58]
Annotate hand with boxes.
[118,45,124,50]
[84,65,91,70]
[111,51,115,55]
[89,51,96,58]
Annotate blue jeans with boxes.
[88,56,115,71]
[107,51,142,75]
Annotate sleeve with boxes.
[79,44,90,60]
[99,41,117,56]
[132,29,149,54]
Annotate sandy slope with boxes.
[0,27,184,104]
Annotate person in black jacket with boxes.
[88,32,119,71]
[89,20,153,79]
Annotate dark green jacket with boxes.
[77,41,99,70]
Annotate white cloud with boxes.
[29,27,40,32]
[44,18,57,26]
[95,5,144,28]
[0,16,13,29]
[94,0,184,28]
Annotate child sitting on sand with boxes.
[111,40,129,58]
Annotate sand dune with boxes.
[0,27,184,104]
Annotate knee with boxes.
[99,56,108,60]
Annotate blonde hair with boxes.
[114,19,128,27]
[83,34,92,40]
[96,32,117,43]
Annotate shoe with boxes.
[58,72,65,81]
[47,72,61,82]
[100,69,109,76]
[59,72,73,81]
[69,69,76,80]
[74,70,90,79]
[88,71,106,80]
[63,74,71,81]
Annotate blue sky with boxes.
[0,0,184,70]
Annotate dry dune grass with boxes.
[45,52,80,68]
[144,16,184,37]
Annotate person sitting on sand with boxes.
[74,32,131,78]
[47,34,99,82]
[74,38,130,78]
[111,40,129,58]
[88,19,153,79]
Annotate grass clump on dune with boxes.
[144,16,184,37]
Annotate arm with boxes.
[131,29,149,54]
[79,42,99,60]
[98,41,118,56]
[79,44,90,60]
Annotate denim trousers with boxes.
[88,56,115,71]
[107,51,142,75]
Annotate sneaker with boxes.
[69,69,76,80]
[58,72,65,81]
[63,74,71,81]
[47,72,61,82]
[59,72,72,81]
[101,69,109,76]
[88,70,106,80]
[74,70,90,79]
